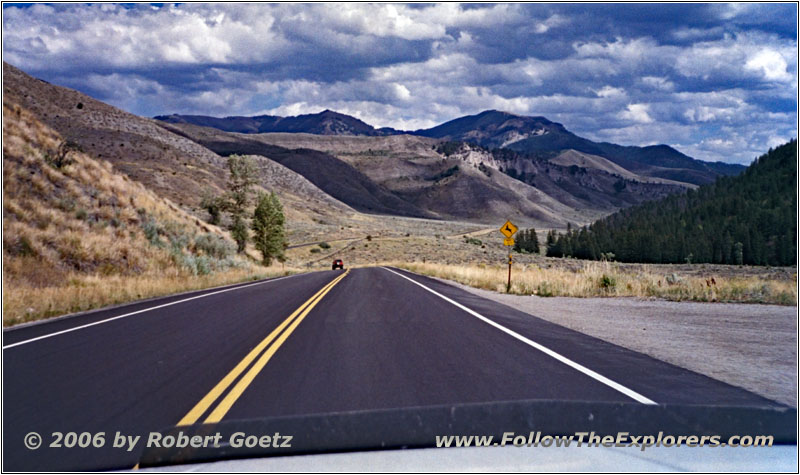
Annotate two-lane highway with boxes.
[4,270,344,470]
[2,267,783,470]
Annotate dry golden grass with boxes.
[2,99,305,326]
[388,261,797,305]
[2,265,300,326]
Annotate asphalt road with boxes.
[2,267,784,471]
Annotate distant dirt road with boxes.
[433,277,797,407]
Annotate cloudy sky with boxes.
[3,3,797,164]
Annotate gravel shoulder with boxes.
[434,277,798,407]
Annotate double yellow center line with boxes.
[177,269,350,426]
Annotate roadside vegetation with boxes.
[2,101,295,326]
[252,191,287,265]
[201,154,287,265]
[388,260,796,305]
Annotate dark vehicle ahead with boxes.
[332,259,344,270]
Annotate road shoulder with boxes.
[423,274,797,407]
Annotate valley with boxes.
[2,5,796,472]
[2,61,793,327]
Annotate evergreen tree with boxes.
[544,140,796,266]
[251,192,287,266]
[225,155,258,253]
[230,216,249,254]
[545,230,560,257]
[529,228,540,254]
[513,228,540,254]
[512,232,522,253]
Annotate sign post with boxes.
[507,252,512,292]
[499,220,518,293]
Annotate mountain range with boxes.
[157,109,744,186]
[156,109,400,136]
[4,61,745,230]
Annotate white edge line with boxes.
[3,274,300,350]
[381,267,658,406]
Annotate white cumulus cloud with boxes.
[745,49,792,82]
[619,104,654,124]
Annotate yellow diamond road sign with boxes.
[500,220,518,238]
[503,237,515,246]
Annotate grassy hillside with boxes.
[3,62,378,247]
[2,100,291,326]
[2,62,229,212]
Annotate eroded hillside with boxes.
[2,99,274,325]
[198,129,688,224]
[159,124,594,227]
[2,62,366,244]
